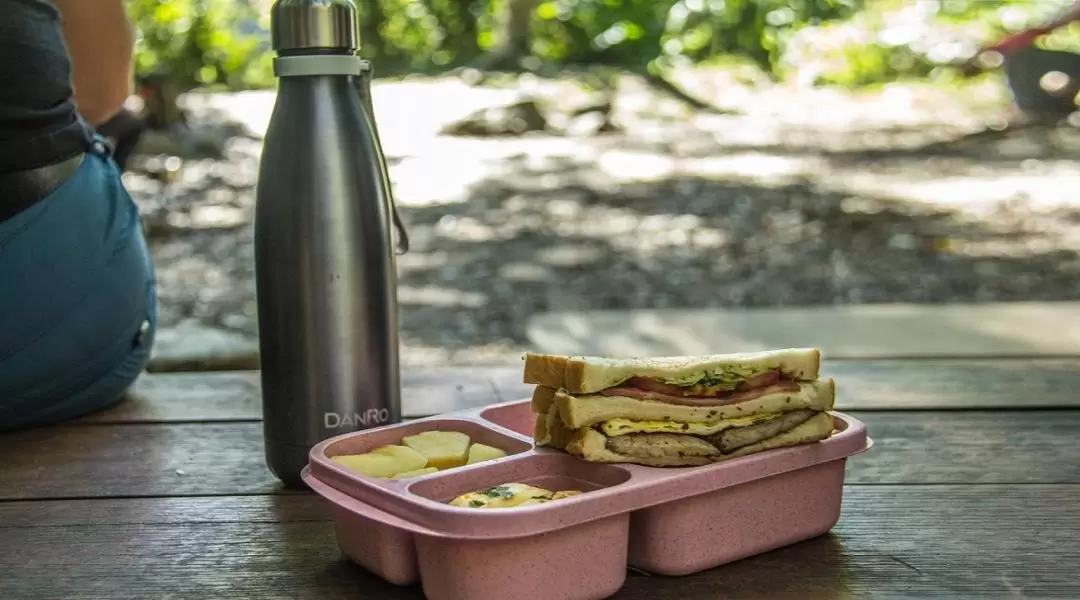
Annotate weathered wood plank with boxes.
[823,358,1080,411]
[83,366,509,423]
[0,422,289,498]
[526,302,1080,359]
[2,411,1078,499]
[0,486,1076,599]
[81,358,1080,425]
[0,495,330,528]
[93,370,263,422]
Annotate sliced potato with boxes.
[401,430,471,470]
[392,467,439,480]
[466,442,508,465]
[332,444,428,478]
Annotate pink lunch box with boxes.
[303,397,873,600]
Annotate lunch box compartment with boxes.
[406,452,633,504]
[331,502,420,586]
[478,401,535,436]
[626,459,847,575]
[305,467,630,600]
[322,418,532,464]
[414,514,630,600]
[311,417,538,527]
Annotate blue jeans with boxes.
[0,138,157,431]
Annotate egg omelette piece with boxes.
[598,412,782,437]
[450,483,582,508]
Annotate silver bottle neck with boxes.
[271,0,359,52]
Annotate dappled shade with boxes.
[119,72,1080,368]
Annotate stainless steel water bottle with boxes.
[254,0,409,488]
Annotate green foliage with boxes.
[529,0,669,65]
[128,0,865,85]
[780,0,1077,87]
[128,0,273,90]
[126,0,1080,91]
[658,0,862,71]
[524,0,863,74]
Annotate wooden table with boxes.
[2,359,1079,599]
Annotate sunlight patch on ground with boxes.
[390,137,601,206]
[184,80,525,153]
[833,167,1080,215]
[181,204,248,229]
[596,149,820,184]
[187,83,1079,222]
[398,285,488,308]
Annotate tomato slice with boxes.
[625,377,689,396]
[625,370,783,397]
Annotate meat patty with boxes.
[707,409,817,453]
[606,433,721,459]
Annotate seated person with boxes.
[0,0,157,431]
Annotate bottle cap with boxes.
[271,0,359,52]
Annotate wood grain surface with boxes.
[81,367,513,424]
[2,411,1078,500]
[1,486,1076,600]
[76,358,1080,425]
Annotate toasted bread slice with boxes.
[523,348,821,394]
[535,403,577,450]
[531,385,558,415]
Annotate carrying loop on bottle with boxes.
[275,54,410,255]
[353,61,410,255]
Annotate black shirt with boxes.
[0,0,94,174]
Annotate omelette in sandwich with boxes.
[525,348,836,467]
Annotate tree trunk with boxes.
[452,0,479,48]
[484,0,537,69]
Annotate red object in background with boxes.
[988,27,1054,56]
[985,1,1080,56]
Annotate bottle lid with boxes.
[271,0,359,52]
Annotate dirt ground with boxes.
[121,68,1080,367]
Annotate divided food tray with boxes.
[304,398,872,600]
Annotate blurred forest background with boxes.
[127,0,1077,92]
[120,0,1080,370]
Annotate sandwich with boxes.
[524,348,836,467]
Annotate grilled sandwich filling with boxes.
[591,369,824,457]
[600,369,800,406]
[602,409,817,458]
[535,378,835,465]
